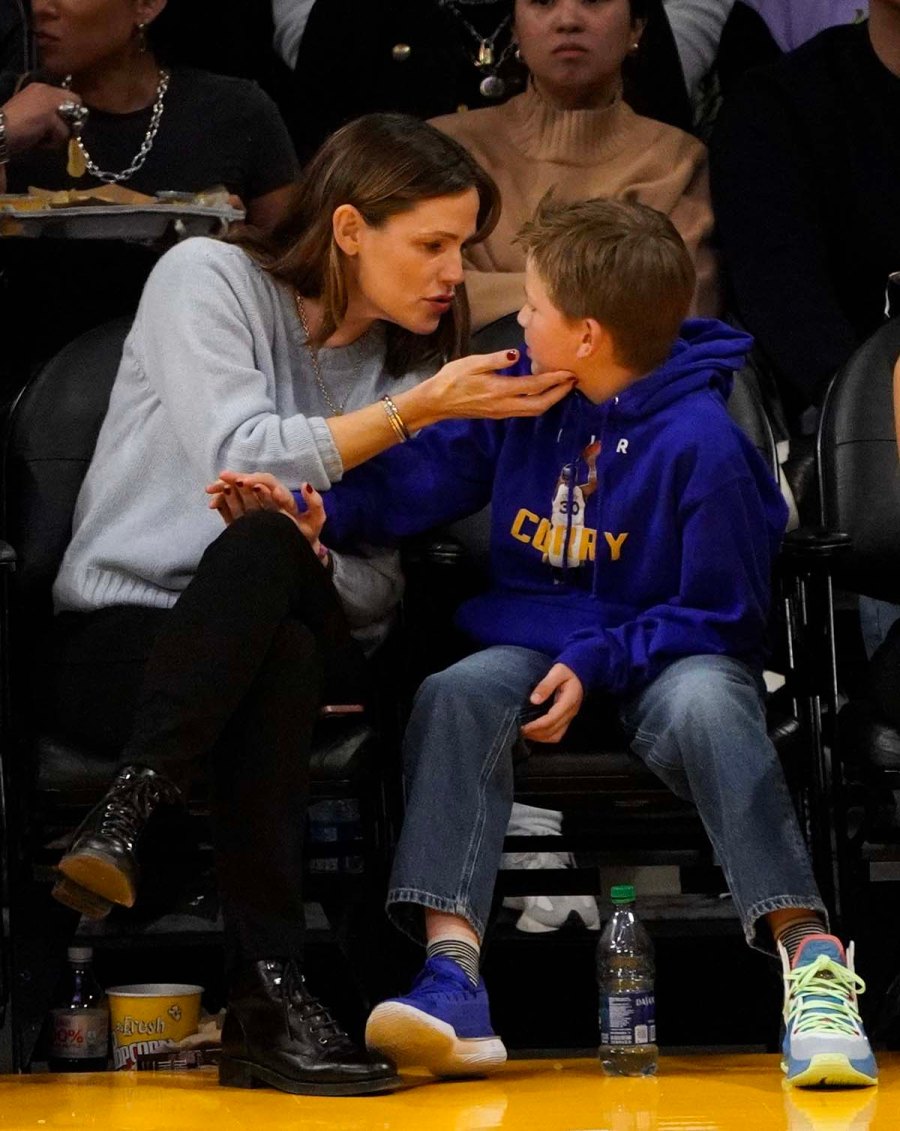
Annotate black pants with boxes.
[49,511,366,968]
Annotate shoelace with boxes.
[786,954,866,1037]
[279,960,347,1046]
[98,774,167,846]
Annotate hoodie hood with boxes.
[612,319,754,420]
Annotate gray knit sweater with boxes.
[53,237,430,647]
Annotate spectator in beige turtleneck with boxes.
[431,0,719,330]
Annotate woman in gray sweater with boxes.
[48,114,575,1097]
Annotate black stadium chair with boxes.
[815,318,900,926]
[0,319,396,1072]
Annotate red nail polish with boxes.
[235,479,244,487]
[304,483,313,494]
[506,350,518,360]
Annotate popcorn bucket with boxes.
[107,983,203,1070]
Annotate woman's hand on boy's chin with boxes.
[205,470,327,553]
[409,350,575,427]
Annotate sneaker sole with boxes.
[366,1002,507,1077]
[782,1052,879,1088]
[57,851,136,908]
[218,1055,401,1096]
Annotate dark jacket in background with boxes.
[710,23,900,417]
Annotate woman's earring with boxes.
[629,40,640,54]
[136,21,148,53]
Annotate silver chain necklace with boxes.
[62,68,171,185]
[294,294,349,417]
[438,0,513,98]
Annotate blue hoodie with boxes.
[319,320,788,698]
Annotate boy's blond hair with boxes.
[516,197,696,374]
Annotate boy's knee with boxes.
[662,655,761,732]
[413,648,539,713]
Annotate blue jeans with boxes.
[388,647,825,954]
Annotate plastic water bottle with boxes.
[597,885,658,1076]
[47,946,109,1071]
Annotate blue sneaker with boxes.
[365,956,507,1077]
[781,935,878,1088]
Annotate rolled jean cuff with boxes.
[387,887,486,948]
[743,894,829,955]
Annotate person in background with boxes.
[46,113,574,1097]
[664,0,734,101]
[279,0,691,166]
[10,0,296,227]
[710,1,898,434]
[717,0,868,98]
[1,0,29,78]
[0,0,299,399]
[429,1,718,351]
[0,78,76,194]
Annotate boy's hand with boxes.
[520,663,584,744]
[205,471,327,554]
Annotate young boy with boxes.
[220,199,877,1088]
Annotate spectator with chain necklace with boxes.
[0,0,299,397]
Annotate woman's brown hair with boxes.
[227,113,501,375]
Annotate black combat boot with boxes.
[52,765,182,916]
[219,958,400,1096]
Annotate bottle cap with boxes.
[67,946,93,962]
[610,884,636,904]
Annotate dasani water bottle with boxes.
[597,884,658,1076]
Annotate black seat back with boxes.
[818,319,900,601]
[1,318,131,619]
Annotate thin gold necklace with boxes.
[294,294,348,416]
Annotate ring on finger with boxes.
[56,100,89,132]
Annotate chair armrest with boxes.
[0,540,16,570]
[401,530,469,571]
[780,527,851,573]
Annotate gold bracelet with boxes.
[381,394,410,442]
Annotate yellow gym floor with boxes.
[0,1053,895,1130]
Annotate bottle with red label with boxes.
[48,946,109,1071]
[597,885,658,1076]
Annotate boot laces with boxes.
[282,960,347,1046]
[97,771,174,846]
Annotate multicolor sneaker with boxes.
[365,956,507,1077]
[781,935,878,1088]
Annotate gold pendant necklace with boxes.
[439,0,513,99]
[294,294,348,416]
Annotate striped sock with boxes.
[426,936,480,986]
[775,916,829,964]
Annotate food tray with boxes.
[0,203,244,241]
